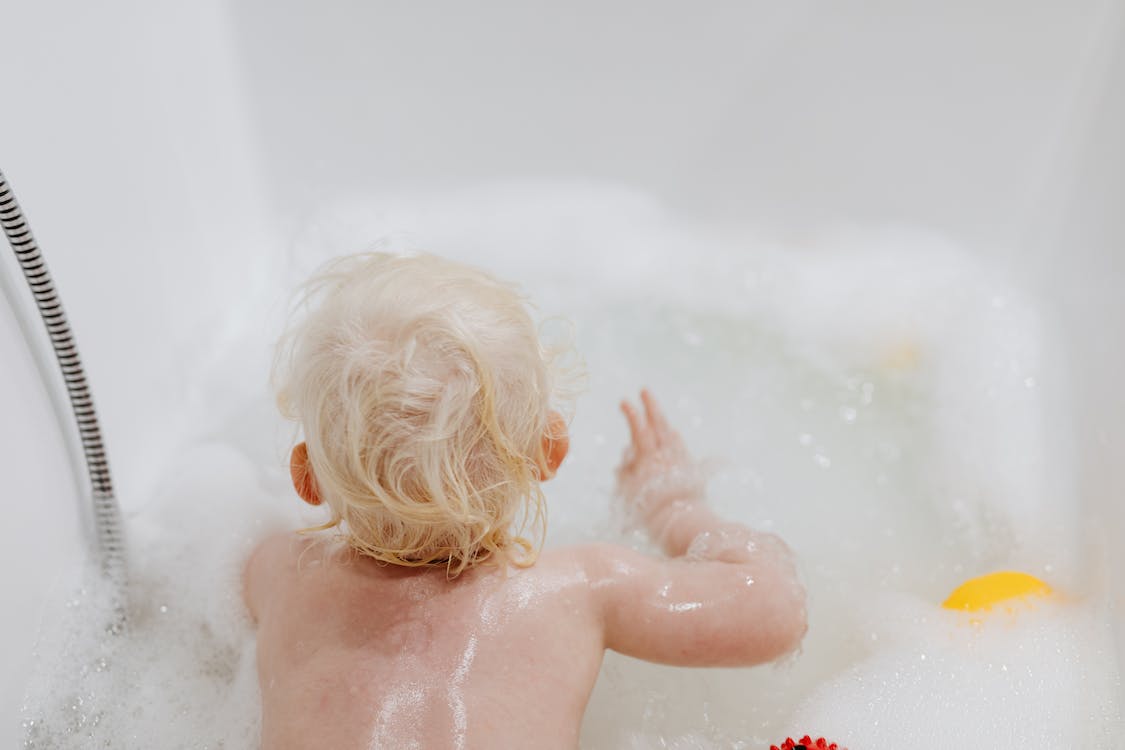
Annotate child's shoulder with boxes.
[248,530,314,571]
[532,542,650,582]
[243,531,320,618]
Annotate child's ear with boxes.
[539,411,570,481]
[290,442,323,506]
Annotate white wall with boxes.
[229,0,1113,253]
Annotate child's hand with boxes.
[617,390,705,527]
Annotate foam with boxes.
[21,443,296,748]
[789,594,1123,747]
[19,183,1123,747]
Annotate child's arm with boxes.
[590,390,806,667]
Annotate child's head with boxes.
[274,252,575,574]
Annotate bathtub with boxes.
[2,1,1123,746]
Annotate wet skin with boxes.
[244,391,807,749]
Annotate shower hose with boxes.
[0,168,127,624]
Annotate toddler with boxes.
[244,253,806,749]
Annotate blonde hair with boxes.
[274,252,576,575]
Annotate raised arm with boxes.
[592,390,806,667]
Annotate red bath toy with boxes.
[770,735,846,750]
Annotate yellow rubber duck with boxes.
[942,571,1053,615]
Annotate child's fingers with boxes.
[640,389,670,439]
[620,399,653,454]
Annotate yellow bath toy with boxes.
[880,340,921,371]
[942,571,1053,613]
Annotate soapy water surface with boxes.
[19,185,1123,747]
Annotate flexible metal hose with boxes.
[0,168,126,613]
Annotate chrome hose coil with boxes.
[0,168,126,599]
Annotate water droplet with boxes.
[839,406,858,423]
[814,453,831,469]
[159,605,168,614]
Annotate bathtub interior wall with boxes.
[0,251,89,747]
[1036,12,1125,689]
[0,0,279,511]
[3,0,1125,746]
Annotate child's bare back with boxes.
[245,254,806,749]
[247,539,605,749]
[247,525,802,749]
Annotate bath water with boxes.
[20,185,1123,748]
